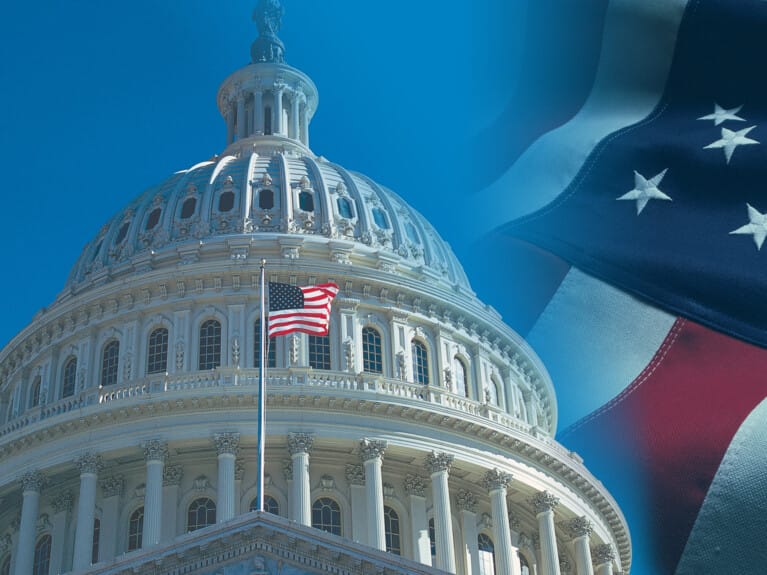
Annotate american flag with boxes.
[267,282,339,338]
[466,0,767,573]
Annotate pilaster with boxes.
[288,432,313,526]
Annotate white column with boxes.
[404,474,431,565]
[346,464,367,544]
[360,438,387,551]
[288,432,313,526]
[483,468,518,575]
[564,517,595,575]
[226,107,235,145]
[161,465,182,542]
[214,432,239,522]
[73,453,103,570]
[142,440,167,548]
[289,91,301,139]
[49,491,73,575]
[253,88,264,134]
[592,544,615,575]
[15,471,45,575]
[283,460,294,520]
[531,491,561,575]
[425,451,456,573]
[98,475,123,562]
[456,489,480,575]
[273,86,284,135]
[236,96,246,140]
[301,104,309,147]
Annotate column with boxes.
[98,475,124,562]
[142,439,167,548]
[73,453,103,570]
[288,432,313,526]
[273,86,284,135]
[289,91,301,139]
[359,438,387,550]
[283,460,294,520]
[300,104,309,147]
[564,517,595,575]
[214,432,240,523]
[15,471,45,575]
[591,544,615,575]
[455,489,480,575]
[49,491,73,575]
[162,465,183,542]
[253,88,264,134]
[404,474,430,565]
[226,106,235,145]
[236,96,246,140]
[234,460,245,515]
[530,491,561,575]
[425,451,456,573]
[345,464,367,544]
[483,468,518,575]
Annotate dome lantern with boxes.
[217,0,318,153]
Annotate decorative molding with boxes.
[20,470,46,493]
[75,452,104,475]
[455,489,478,513]
[163,465,183,487]
[345,464,365,486]
[403,474,426,497]
[482,468,512,492]
[319,475,335,491]
[359,438,387,462]
[424,451,453,474]
[382,482,395,498]
[51,490,74,514]
[213,432,241,456]
[564,516,594,539]
[592,543,616,564]
[529,490,560,514]
[193,475,210,492]
[287,432,314,455]
[282,460,293,481]
[142,439,168,462]
[100,475,125,498]
[235,459,246,481]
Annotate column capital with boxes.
[20,470,46,493]
[564,515,594,538]
[142,439,168,462]
[213,432,241,456]
[288,432,314,455]
[51,491,74,514]
[359,438,387,462]
[163,464,183,487]
[403,474,427,497]
[99,475,125,498]
[455,489,478,513]
[75,452,104,475]
[482,468,512,491]
[345,464,365,486]
[530,490,560,514]
[424,451,454,474]
[592,543,616,564]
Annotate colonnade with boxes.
[224,84,310,146]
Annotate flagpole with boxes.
[256,258,266,512]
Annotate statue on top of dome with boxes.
[251,0,286,63]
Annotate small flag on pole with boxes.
[268,282,339,337]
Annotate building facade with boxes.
[0,3,630,574]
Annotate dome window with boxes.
[337,197,354,219]
[372,207,390,229]
[411,340,430,385]
[188,497,216,531]
[258,189,274,210]
[254,320,276,368]
[100,340,120,387]
[147,328,169,374]
[384,506,402,555]
[298,190,314,212]
[180,197,197,219]
[127,507,144,551]
[405,222,420,244]
[454,357,468,397]
[250,495,279,515]
[218,190,235,212]
[33,535,51,575]
[30,375,42,408]
[308,335,330,370]
[478,533,496,575]
[115,222,130,245]
[362,327,383,374]
[62,357,77,398]
[92,518,101,564]
[199,320,222,370]
[145,207,162,230]
[311,497,341,536]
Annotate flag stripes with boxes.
[267,282,339,338]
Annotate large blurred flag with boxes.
[267,282,339,338]
[470,0,767,573]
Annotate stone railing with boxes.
[0,368,537,439]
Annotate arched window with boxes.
[362,327,383,374]
[180,197,197,219]
[62,357,77,398]
[299,191,314,212]
[487,378,500,406]
[115,221,130,245]
[188,498,216,531]
[145,207,162,231]
[258,189,274,210]
[478,533,496,575]
[308,335,330,370]
[249,495,279,515]
[30,376,42,408]
[92,518,101,564]
[254,320,276,368]
[428,518,436,562]
[0,555,10,575]
[101,340,120,387]
[411,340,429,385]
[218,190,235,212]
[127,507,143,551]
[384,505,401,555]
[454,357,468,397]
[198,320,222,370]
[337,197,353,218]
[311,497,341,535]
[372,207,390,229]
[405,222,421,244]
[32,535,51,575]
[147,328,169,374]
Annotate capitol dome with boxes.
[0,3,629,575]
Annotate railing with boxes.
[0,368,539,440]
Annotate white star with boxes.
[704,126,759,164]
[730,203,767,251]
[617,169,672,215]
[697,103,746,126]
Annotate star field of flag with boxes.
[503,0,767,348]
[267,282,339,338]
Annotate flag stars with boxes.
[698,103,746,126]
[704,126,759,164]
[617,169,672,215]
[730,203,767,251]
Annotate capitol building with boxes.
[0,3,629,574]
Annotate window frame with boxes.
[187,497,217,532]
[100,340,120,387]
[411,339,430,385]
[198,319,222,371]
[146,327,169,375]
[311,497,342,536]
[361,327,383,374]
